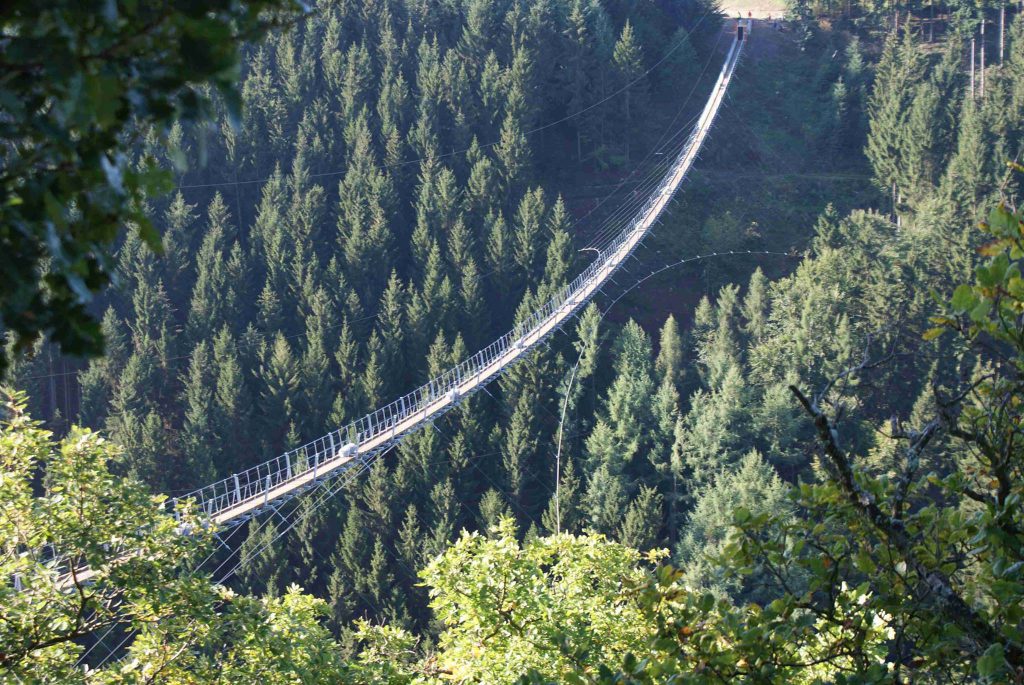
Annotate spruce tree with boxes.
[180,341,219,486]
[582,419,630,534]
[187,193,238,344]
[563,0,598,162]
[740,268,769,343]
[238,518,285,598]
[512,187,547,285]
[426,478,459,558]
[495,110,531,193]
[865,30,925,215]
[258,333,301,455]
[619,485,663,551]
[604,320,656,466]
[612,21,647,165]
[478,488,513,533]
[541,456,582,534]
[655,315,684,391]
[501,389,541,518]
[397,503,423,576]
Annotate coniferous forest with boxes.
[3,0,1024,682]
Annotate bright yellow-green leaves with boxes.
[0,389,345,684]
[424,520,661,683]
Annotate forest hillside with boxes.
[2,0,1024,682]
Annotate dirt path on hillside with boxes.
[745,18,787,61]
[720,0,786,19]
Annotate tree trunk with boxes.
[970,36,976,99]
[930,1,935,42]
[999,3,1005,64]
[980,15,986,98]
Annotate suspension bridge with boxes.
[58,23,749,589]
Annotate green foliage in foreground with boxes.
[352,524,893,684]
[0,0,304,378]
[0,388,343,684]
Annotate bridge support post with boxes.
[264,475,271,506]
[233,474,241,504]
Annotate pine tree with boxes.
[329,506,368,628]
[364,536,403,623]
[446,216,474,274]
[697,286,743,392]
[258,333,301,455]
[484,211,510,295]
[287,497,330,595]
[604,320,656,466]
[160,191,199,297]
[563,0,598,162]
[495,109,531,193]
[397,503,423,575]
[376,271,408,395]
[341,41,373,122]
[478,488,513,533]
[394,418,443,508]
[582,419,629,534]
[426,478,459,558]
[865,30,925,216]
[899,80,945,208]
[78,308,127,429]
[250,165,289,287]
[677,450,790,599]
[465,142,497,223]
[574,303,603,380]
[187,193,239,344]
[238,518,286,598]
[338,111,395,301]
[276,28,313,110]
[619,485,663,551]
[300,315,334,435]
[213,326,254,475]
[459,258,490,348]
[359,333,386,410]
[612,21,647,165]
[541,456,582,534]
[658,26,698,91]
[655,315,684,391]
[679,364,750,491]
[512,187,547,285]
[479,52,505,138]
[501,389,540,518]
[331,318,361,424]
[941,97,992,220]
[741,268,769,342]
[180,341,219,486]
[361,458,395,538]
[538,196,573,301]
[650,376,679,482]
[130,276,175,355]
